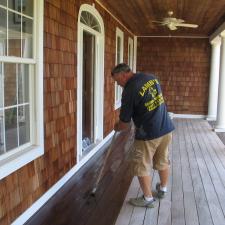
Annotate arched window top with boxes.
[80,11,101,32]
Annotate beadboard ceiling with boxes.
[97,0,225,37]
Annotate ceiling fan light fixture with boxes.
[168,11,174,17]
[168,23,177,30]
[152,10,198,31]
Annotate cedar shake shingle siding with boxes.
[137,38,210,115]
[0,1,133,224]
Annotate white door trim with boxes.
[77,4,105,163]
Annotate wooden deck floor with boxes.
[115,119,225,225]
[25,119,225,225]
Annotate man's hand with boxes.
[114,120,131,132]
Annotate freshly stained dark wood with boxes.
[98,0,225,36]
[25,130,134,225]
[115,119,225,225]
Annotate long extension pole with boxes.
[90,132,117,196]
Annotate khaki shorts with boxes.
[129,132,172,176]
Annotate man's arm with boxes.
[114,120,131,132]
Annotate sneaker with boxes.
[156,183,166,199]
[129,195,155,208]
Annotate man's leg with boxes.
[158,166,169,187]
[156,166,169,198]
[138,175,152,197]
[128,140,155,207]
[154,133,172,196]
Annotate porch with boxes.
[26,118,225,225]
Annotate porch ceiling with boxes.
[98,0,225,37]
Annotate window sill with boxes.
[0,145,44,180]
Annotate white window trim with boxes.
[128,37,134,70]
[133,36,137,73]
[77,4,105,163]
[115,27,124,109]
[0,0,44,180]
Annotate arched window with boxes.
[80,11,101,32]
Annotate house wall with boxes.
[0,1,133,224]
[137,38,210,115]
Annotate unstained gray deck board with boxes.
[114,177,139,225]
[157,138,173,225]
[171,120,185,225]
[179,120,199,225]
[128,189,146,225]
[189,120,225,225]
[184,119,213,225]
[195,120,225,216]
[143,171,160,225]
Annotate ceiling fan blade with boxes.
[152,20,165,24]
[175,23,198,28]
[164,17,184,23]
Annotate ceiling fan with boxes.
[153,11,198,30]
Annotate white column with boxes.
[207,37,221,120]
[215,32,225,132]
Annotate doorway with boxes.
[82,31,95,151]
[77,5,104,162]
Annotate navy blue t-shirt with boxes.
[120,73,175,140]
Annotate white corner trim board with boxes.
[11,131,114,225]
[173,114,206,119]
[214,128,225,133]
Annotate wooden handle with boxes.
[93,132,117,189]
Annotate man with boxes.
[112,63,174,208]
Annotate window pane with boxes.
[80,11,101,32]
[8,0,21,12]
[5,107,18,151]
[18,64,29,103]
[8,11,22,57]
[128,44,130,64]
[0,110,4,155]
[117,36,121,64]
[22,17,33,58]
[115,84,119,101]
[22,0,33,17]
[0,63,3,108]
[4,63,17,107]
[0,0,7,7]
[0,7,7,56]
[19,105,30,145]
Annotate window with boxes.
[80,11,101,32]
[0,0,44,179]
[128,37,133,70]
[115,27,124,109]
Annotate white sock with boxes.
[160,185,167,192]
[144,196,154,201]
